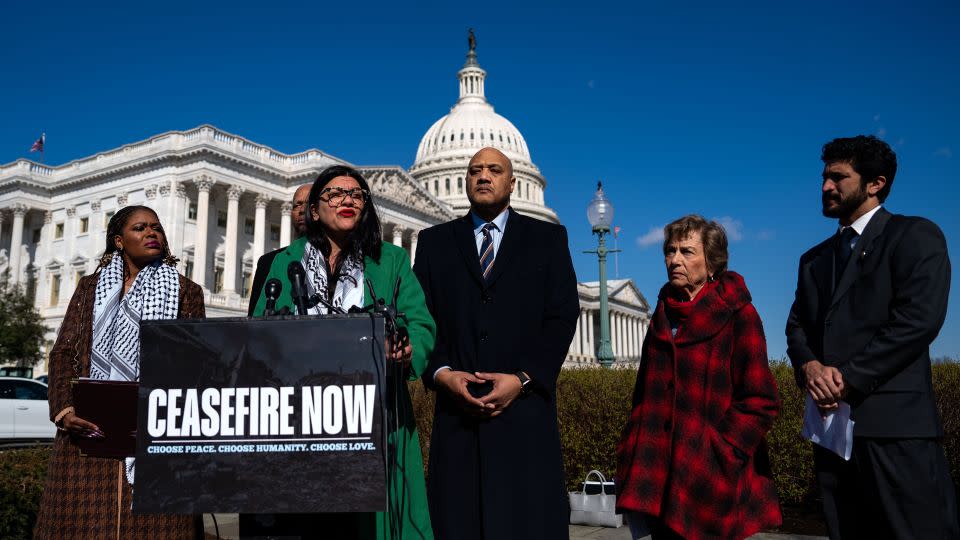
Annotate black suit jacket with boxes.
[786,207,951,437]
[247,248,282,316]
[413,209,579,540]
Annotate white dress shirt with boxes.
[471,207,510,258]
[840,204,882,239]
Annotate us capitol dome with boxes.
[409,33,559,223]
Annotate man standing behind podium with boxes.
[786,135,957,539]
[247,183,311,315]
[414,147,580,540]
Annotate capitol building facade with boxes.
[0,41,649,374]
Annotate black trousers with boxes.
[814,438,959,540]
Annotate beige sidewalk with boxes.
[204,514,827,540]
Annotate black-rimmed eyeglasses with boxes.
[319,187,369,206]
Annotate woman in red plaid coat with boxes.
[615,215,781,540]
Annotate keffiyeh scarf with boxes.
[90,253,180,484]
[302,242,364,314]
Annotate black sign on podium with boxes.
[134,315,387,514]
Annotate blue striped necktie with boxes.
[479,223,496,281]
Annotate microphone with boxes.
[264,278,281,316]
[287,261,311,315]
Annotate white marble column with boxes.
[623,315,630,359]
[635,317,642,357]
[586,311,595,359]
[615,313,624,359]
[629,317,637,359]
[161,180,186,265]
[392,225,405,248]
[9,204,27,284]
[253,194,268,263]
[34,211,53,310]
[88,201,102,259]
[174,182,187,267]
[192,177,215,287]
[145,184,159,207]
[280,201,293,247]
[610,311,620,358]
[581,312,589,357]
[65,207,77,284]
[625,315,631,359]
[572,314,582,356]
[223,185,243,295]
[608,312,616,358]
[638,318,645,354]
[577,310,586,356]
[625,316,632,359]
[409,229,419,266]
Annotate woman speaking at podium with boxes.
[34,206,206,539]
[251,165,437,539]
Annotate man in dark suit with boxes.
[247,183,311,315]
[786,135,957,539]
[413,147,580,540]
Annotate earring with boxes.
[707,274,715,283]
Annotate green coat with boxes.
[252,237,435,540]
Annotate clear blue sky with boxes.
[2,1,958,359]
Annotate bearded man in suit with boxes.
[414,147,580,540]
[786,135,958,539]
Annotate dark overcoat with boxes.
[34,273,205,540]
[413,209,580,540]
[615,272,781,540]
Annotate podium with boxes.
[133,315,387,514]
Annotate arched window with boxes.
[434,180,439,194]
[457,177,463,193]
[445,178,450,195]
[470,132,475,140]
[499,134,503,142]
[442,135,446,143]
[480,132,484,140]
[460,132,464,141]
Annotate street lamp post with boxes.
[584,181,620,368]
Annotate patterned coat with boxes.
[615,272,781,540]
[34,272,205,540]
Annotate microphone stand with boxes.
[356,276,409,540]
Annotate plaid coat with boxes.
[34,272,204,540]
[615,272,781,540]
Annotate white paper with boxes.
[801,394,855,460]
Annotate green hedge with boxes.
[0,446,49,540]
[412,361,960,505]
[3,362,958,538]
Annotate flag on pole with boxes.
[29,133,45,153]
[614,225,621,237]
